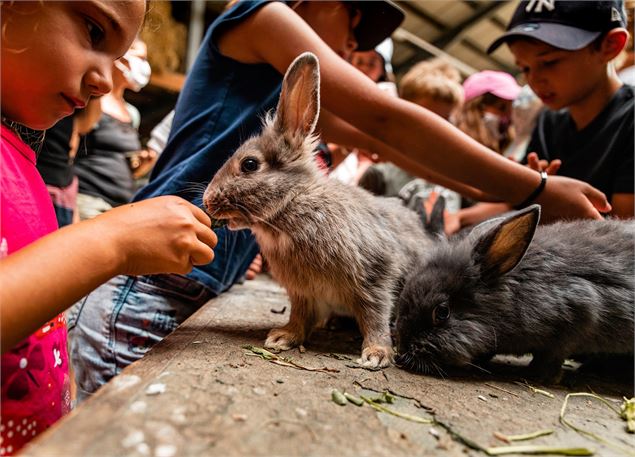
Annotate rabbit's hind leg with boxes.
[265,294,317,351]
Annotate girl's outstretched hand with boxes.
[91,196,217,276]
[536,175,611,223]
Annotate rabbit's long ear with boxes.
[416,194,446,238]
[274,52,320,139]
[473,205,540,279]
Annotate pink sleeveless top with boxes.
[0,125,71,455]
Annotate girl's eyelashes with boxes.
[85,17,105,46]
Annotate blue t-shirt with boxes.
[134,0,281,293]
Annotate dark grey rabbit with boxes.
[395,205,635,381]
[203,53,434,368]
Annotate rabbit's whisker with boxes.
[431,360,447,379]
[180,182,210,195]
[466,361,492,375]
[234,203,284,235]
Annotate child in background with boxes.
[455,70,521,155]
[399,58,464,122]
[0,2,217,453]
[74,38,153,220]
[350,48,387,83]
[35,116,79,227]
[329,38,395,182]
[359,58,465,218]
[488,0,633,218]
[503,84,544,162]
[70,0,611,400]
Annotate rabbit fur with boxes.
[394,205,635,381]
[203,53,434,367]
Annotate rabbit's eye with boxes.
[241,158,259,173]
[432,304,450,325]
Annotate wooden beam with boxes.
[395,1,446,31]
[433,1,506,49]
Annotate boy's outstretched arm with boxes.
[235,2,610,221]
[317,108,499,202]
[0,196,217,351]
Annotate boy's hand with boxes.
[526,152,561,175]
[536,176,611,223]
[92,196,217,276]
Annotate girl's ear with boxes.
[472,205,540,281]
[274,52,320,139]
[601,28,629,62]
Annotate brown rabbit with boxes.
[203,53,433,367]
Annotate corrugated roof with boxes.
[392,0,519,79]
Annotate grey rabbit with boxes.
[203,53,434,368]
[394,204,635,382]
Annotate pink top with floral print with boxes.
[1,125,71,456]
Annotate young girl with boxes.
[455,70,521,155]
[0,2,217,453]
[70,0,612,400]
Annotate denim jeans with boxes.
[67,274,214,402]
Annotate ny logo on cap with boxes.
[525,0,555,13]
[611,7,622,22]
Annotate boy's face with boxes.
[1,1,145,130]
[295,2,361,61]
[509,39,605,111]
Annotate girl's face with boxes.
[1,1,145,130]
[295,1,361,61]
[350,50,384,82]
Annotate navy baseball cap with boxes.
[353,1,405,51]
[487,0,627,54]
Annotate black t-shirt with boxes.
[525,85,634,202]
[36,116,75,188]
[74,113,141,206]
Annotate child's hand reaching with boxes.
[537,175,611,222]
[526,152,561,175]
[1,196,217,350]
[90,196,217,276]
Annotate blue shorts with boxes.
[67,274,214,402]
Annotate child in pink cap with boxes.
[456,70,522,155]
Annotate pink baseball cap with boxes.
[462,70,521,102]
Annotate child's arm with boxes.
[223,2,610,222]
[317,108,498,202]
[0,196,216,351]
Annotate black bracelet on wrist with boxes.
[514,171,548,210]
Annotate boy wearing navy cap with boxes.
[489,0,633,218]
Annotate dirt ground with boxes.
[23,274,635,457]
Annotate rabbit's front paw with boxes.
[265,327,302,351]
[357,345,393,369]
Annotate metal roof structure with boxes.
[391,0,519,79]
